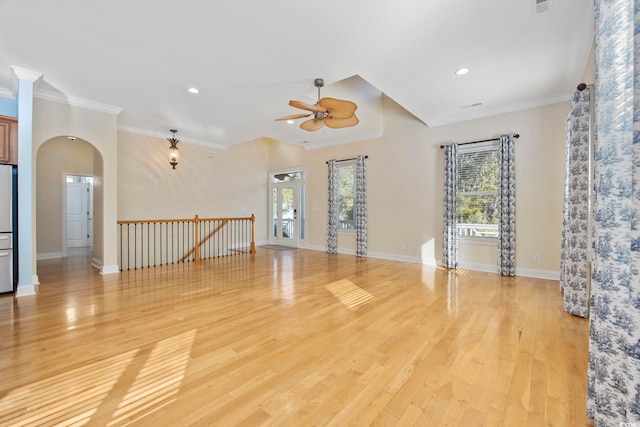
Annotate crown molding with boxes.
[35,89,123,115]
[117,125,229,150]
[11,66,43,83]
[425,93,570,128]
[0,87,15,99]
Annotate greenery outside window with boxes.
[337,162,356,230]
[457,144,499,239]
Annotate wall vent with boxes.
[536,0,549,13]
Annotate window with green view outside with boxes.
[337,163,356,230]
[457,146,499,238]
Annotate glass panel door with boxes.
[271,182,299,246]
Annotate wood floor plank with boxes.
[0,249,593,426]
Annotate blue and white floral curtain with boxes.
[587,0,640,424]
[560,88,591,318]
[497,135,516,276]
[355,155,367,257]
[442,144,458,269]
[327,160,338,254]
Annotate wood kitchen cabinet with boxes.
[0,115,17,165]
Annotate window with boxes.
[337,163,356,230]
[457,144,499,238]
[272,171,303,182]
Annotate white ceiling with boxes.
[0,0,593,149]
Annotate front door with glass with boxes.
[269,170,305,247]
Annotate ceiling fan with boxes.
[276,78,359,131]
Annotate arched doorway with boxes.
[35,136,103,266]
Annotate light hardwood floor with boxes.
[0,249,593,426]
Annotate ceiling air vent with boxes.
[536,0,549,13]
[461,102,483,109]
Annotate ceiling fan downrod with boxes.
[314,78,324,104]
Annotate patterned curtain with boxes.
[442,144,458,269]
[587,0,640,424]
[355,155,367,257]
[327,160,338,254]
[497,135,516,276]
[560,88,591,318]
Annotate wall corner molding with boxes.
[100,264,120,275]
[15,282,37,297]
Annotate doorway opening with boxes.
[64,175,94,257]
[268,169,306,247]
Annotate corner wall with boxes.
[33,98,118,273]
[278,97,568,279]
[35,137,95,257]
[117,133,270,241]
[115,98,568,279]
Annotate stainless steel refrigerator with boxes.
[0,164,16,293]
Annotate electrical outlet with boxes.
[401,243,408,250]
[533,254,541,263]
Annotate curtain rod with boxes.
[439,133,519,149]
[325,155,368,164]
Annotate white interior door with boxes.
[67,182,89,248]
[271,182,299,247]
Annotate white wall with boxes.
[35,137,95,256]
[117,97,568,279]
[117,133,270,241]
[299,97,567,278]
[33,98,118,273]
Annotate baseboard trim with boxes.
[16,282,37,297]
[305,245,559,280]
[515,267,560,281]
[100,264,120,275]
[37,252,63,260]
[457,262,499,274]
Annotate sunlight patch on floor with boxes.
[0,330,197,427]
[0,350,136,426]
[325,279,374,310]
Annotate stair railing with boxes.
[117,214,255,271]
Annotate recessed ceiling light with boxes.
[286,120,294,124]
[67,136,77,141]
[455,68,470,76]
[188,87,200,94]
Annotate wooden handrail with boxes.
[117,216,255,225]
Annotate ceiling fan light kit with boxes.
[276,78,359,131]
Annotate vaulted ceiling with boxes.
[0,0,593,149]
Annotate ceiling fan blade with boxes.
[275,113,313,121]
[318,97,357,119]
[324,114,359,129]
[300,118,325,131]
[289,100,327,113]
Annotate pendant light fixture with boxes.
[168,129,180,169]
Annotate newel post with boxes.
[194,214,200,262]
[250,214,256,254]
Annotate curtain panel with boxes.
[355,155,367,257]
[326,160,338,254]
[560,88,591,318]
[497,135,516,276]
[587,0,640,424]
[442,144,458,269]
